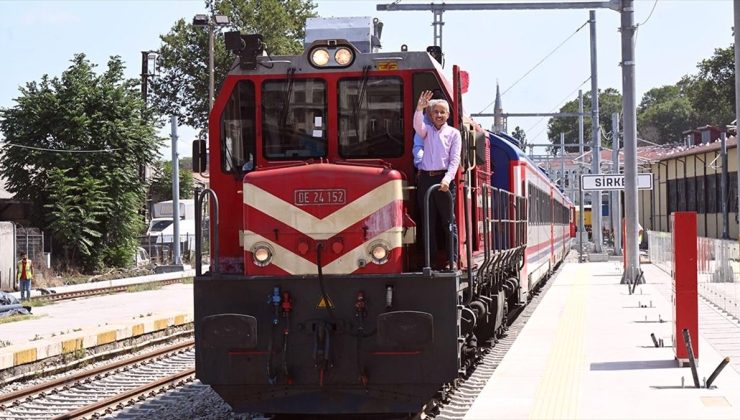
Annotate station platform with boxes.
[466,260,740,419]
[0,279,193,373]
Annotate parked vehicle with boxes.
[146,199,196,239]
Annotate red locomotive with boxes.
[192,17,573,415]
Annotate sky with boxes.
[0,0,734,160]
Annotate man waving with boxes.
[414,90,461,269]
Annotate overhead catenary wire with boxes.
[478,20,589,114]
[3,143,122,153]
[525,76,592,143]
[635,0,659,49]
[637,0,659,27]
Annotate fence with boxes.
[138,220,210,266]
[15,226,45,266]
[647,230,740,321]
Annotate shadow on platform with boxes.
[590,359,676,371]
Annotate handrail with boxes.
[195,188,220,276]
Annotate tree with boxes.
[44,169,109,271]
[151,0,318,134]
[0,54,160,271]
[636,84,697,144]
[511,126,527,145]
[683,45,735,128]
[148,160,195,203]
[546,88,623,155]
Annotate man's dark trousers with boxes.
[417,171,458,265]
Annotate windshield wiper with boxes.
[353,65,371,141]
[279,68,296,127]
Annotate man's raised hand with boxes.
[417,90,433,111]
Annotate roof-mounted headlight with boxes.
[310,48,330,67]
[308,41,355,68]
[334,47,353,66]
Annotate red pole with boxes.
[672,212,698,365]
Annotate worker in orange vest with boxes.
[17,252,34,301]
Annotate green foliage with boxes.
[151,0,318,134]
[102,189,145,268]
[546,88,622,154]
[0,54,160,272]
[510,126,527,144]
[683,45,735,128]
[636,45,735,144]
[44,169,109,270]
[637,85,697,144]
[148,160,195,203]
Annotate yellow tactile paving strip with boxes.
[529,264,589,419]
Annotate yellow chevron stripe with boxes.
[244,180,403,240]
[243,227,402,275]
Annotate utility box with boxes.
[671,212,698,366]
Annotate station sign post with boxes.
[671,211,698,366]
[580,173,653,191]
[580,174,653,275]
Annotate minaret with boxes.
[493,82,504,133]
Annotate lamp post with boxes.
[140,50,159,104]
[192,14,230,111]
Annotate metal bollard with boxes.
[682,328,700,388]
[706,357,730,388]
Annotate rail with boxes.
[647,230,740,321]
[31,277,187,303]
[0,340,194,411]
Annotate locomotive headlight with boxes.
[334,47,353,66]
[252,242,274,266]
[310,48,330,67]
[369,241,390,264]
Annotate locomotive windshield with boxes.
[338,76,404,158]
[262,78,327,159]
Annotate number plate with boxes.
[294,189,346,206]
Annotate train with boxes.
[191,17,575,416]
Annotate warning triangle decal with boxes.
[316,296,334,309]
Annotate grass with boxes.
[181,277,193,285]
[126,282,163,293]
[60,273,91,286]
[0,314,46,325]
[26,297,53,307]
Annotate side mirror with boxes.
[461,124,477,171]
[475,131,487,166]
[193,140,207,173]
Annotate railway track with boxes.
[0,340,195,419]
[32,277,187,303]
